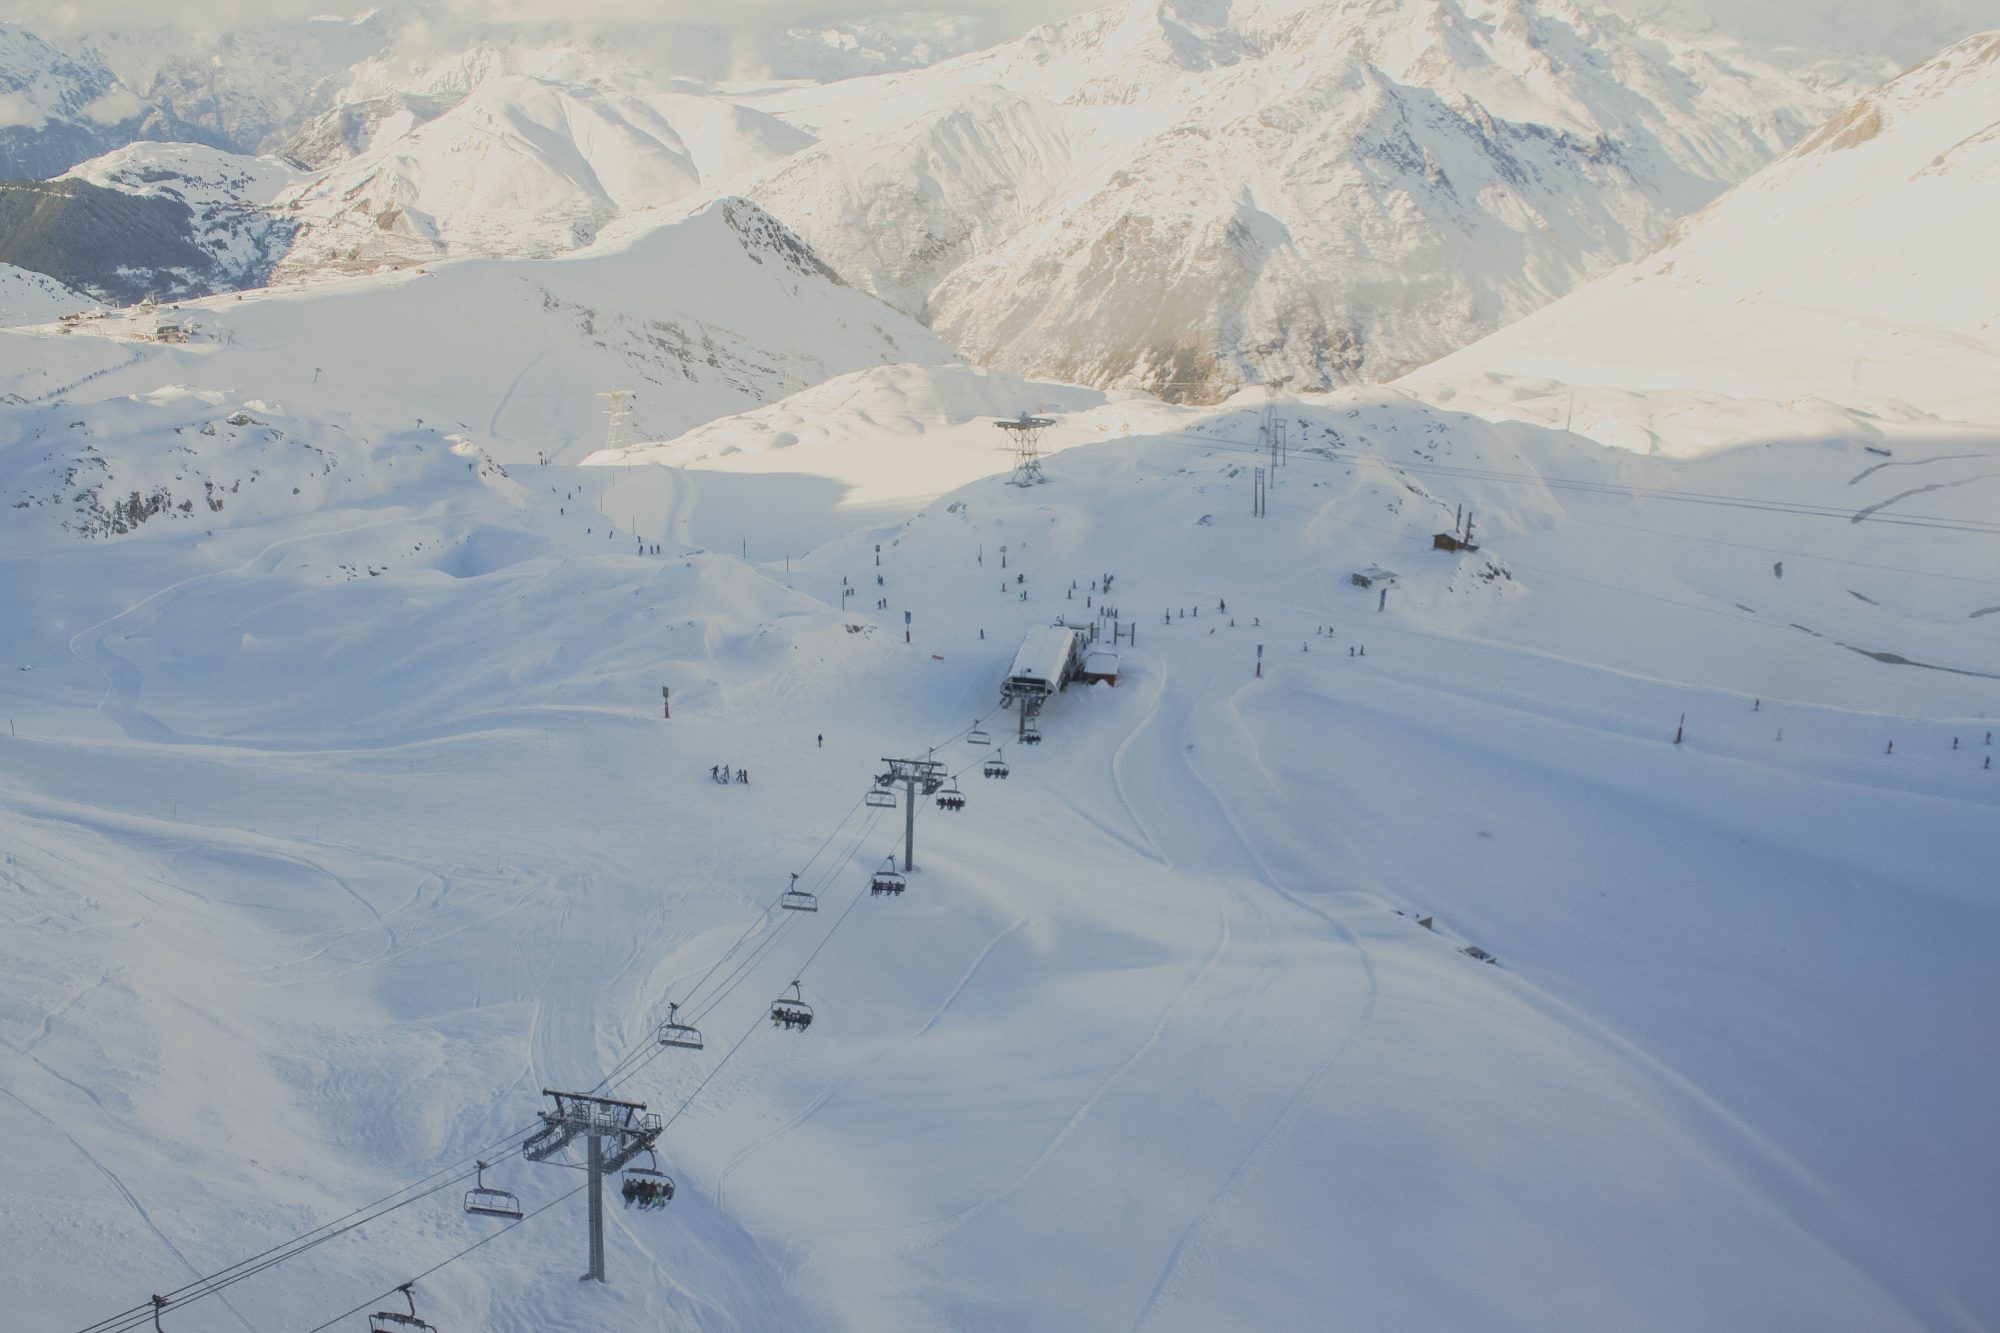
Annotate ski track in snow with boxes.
[1846,452,1985,484]
[66,514,418,744]
[713,914,1032,1211]
[0,1081,262,1332]
[1123,676,1383,1329]
[1848,473,2000,524]
[490,350,547,440]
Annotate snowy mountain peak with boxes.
[1793,28,2000,159]
[749,0,1844,400]
[1407,26,2000,429]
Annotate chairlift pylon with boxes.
[780,871,818,913]
[656,1001,704,1050]
[771,980,814,1031]
[369,1283,438,1333]
[463,1160,524,1221]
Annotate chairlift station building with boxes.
[1004,626,1083,704]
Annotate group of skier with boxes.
[709,764,748,784]
[621,1176,673,1209]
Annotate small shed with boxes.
[1076,649,1121,686]
[1350,565,1398,589]
[1432,532,1478,552]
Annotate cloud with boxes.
[0,0,1095,33]
[0,91,48,129]
[79,87,145,123]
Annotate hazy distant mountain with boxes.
[745,0,1847,400]
[1408,29,2000,426]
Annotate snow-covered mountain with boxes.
[49,142,305,298]
[0,196,952,458]
[1405,30,2000,438]
[739,0,1848,401]
[0,25,212,179]
[269,74,813,275]
[1596,0,2000,72]
[135,13,399,154]
[0,261,94,327]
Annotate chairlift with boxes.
[1021,719,1042,746]
[369,1284,438,1333]
[870,860,906,896]
[656,1001,703,1051]
[780,870,819,913]
[771,981,814,1031]
[982,751,1010,779]
[935,780,966,812]
[462,1160,524,1221]
[967,724,991,746]
[865,787,897,809]
[621,1152,676,1210]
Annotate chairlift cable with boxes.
[296,1181,591,1333]
[687,809,883,1027]
[74,712,994,1330]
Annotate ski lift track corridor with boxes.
[71,700,1024,1333]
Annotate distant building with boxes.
[1003,625,1082,705]
[1432,532,1478,552]
[1350,565,1398,589]
[1076,649,1121,685]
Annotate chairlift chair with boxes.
[870,861,906,896]
[656,1001,704,1051]
[864,788,897,809]
[935,780,966,812]
[771,981,815,1031]
[780,876,819,913]
[982,755,1010,779]
[369,1284,437,1333]
[462,1160,524,1221]
[967,725,991,746]
[1021,720,1043,746]
[621,1153,676,1209]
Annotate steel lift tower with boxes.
[875,756,947,871]
[523,1090,662,1282]
[994,412,1055,486]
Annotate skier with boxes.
[817,734,823,748]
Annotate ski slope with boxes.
[3,334,1995,1332]
[0,196,954,463]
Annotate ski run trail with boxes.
[0,170,1996,1324]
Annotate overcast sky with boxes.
[3,0,1996,65]
[1,0,1095,37]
